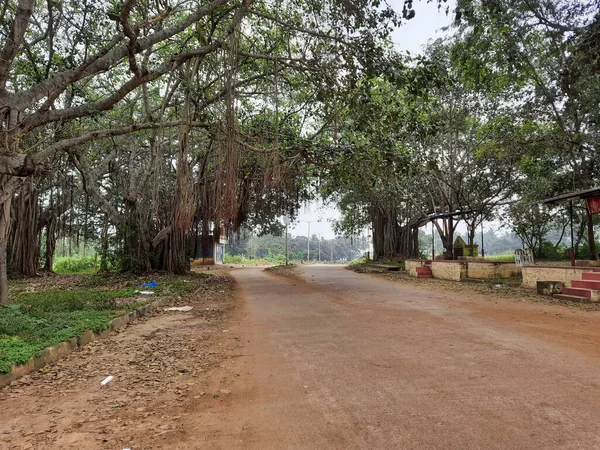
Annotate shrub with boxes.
[53,256,99,274]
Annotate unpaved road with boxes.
[201,265,600,449]
[3,265,600,449]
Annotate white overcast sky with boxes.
[289,1,456,239]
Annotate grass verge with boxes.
[0,274,197,373]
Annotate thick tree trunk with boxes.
[121,199,152,273]
[10,183,40,276]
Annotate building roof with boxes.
[540,187,600,205]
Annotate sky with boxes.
[289,1,456,240]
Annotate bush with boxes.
[54,256,99,274]
[539,241,569,260]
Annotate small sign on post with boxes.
[586,197,600,215]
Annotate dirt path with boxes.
[195,265,600,449]
[4,265,600,449]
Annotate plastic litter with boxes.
[139,291,155,295]
[101,376,114,386]
[142,280,158,288]
[165,306,193,312]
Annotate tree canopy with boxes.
[0,0,599,302]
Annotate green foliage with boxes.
[0,337,39,373]
[539,241,569,261]
[348,256,369,265]
[15,288,137,314]
[224,253,287,265]
[0,281,159,373]
[53,256,99,274]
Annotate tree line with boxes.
[0,0,598,304]
[320,0,600,261]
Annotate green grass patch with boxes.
[53,256,99,274]
[484,254,515,262]
[348,256,369,265]
[0,275,196,373]
[224,254,284,265]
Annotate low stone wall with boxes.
[468,262,520,279]
[522,265,600,289]
[405,260,426,277]
[431,261,467,281]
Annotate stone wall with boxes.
[522,266,600,289]
[468,262,520,279]
[431,261,467,281]
[405,260,426,277]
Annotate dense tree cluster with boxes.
[320,0,600,261]
[0,0,598,303]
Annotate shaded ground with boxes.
[0,271,241,449]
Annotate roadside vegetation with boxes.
[0,274,197,373]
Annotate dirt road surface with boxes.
[202,265,600,449]
[3,265,600,449]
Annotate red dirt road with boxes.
[4,265,600,449]
[198,265,600,449]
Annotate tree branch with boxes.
[0,0,34,90]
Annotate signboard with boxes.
[587,197,600,215]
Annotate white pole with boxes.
[307,222,310,261]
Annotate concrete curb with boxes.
[0,297,169,388]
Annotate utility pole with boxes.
[480,222,485,257]
[299,220,319,261]
[283,216,290,265]
[308,221,310,261]
[317,233,323,262]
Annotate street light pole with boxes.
[480,222,485,257]
[307,221,310,261]
[299,219,320,262]
[283,216,290,265]
[317,233,323,262]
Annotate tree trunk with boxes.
[100,213,110,271]
[467,221,476,256]
[44,219,57,271]
[587,210,597,260]
[10,182,40,277]
[0,197,12,304]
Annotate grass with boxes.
[484,254,515,262]
[224,254,284,265]
[53,256,99,274]
[0,275,196,374]
[348,256,369,266]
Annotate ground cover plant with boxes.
[0,274,197,373]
